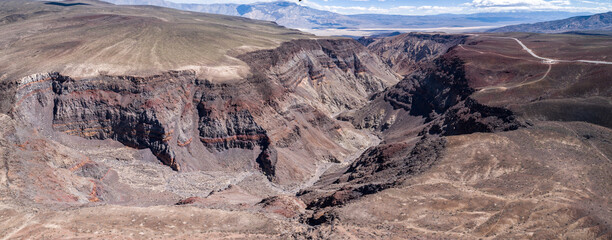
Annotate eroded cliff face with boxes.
[367,33,467,76]
[7,34,524,218]
[238,39,399,115]
[2,21,611,237]
[9,38,398,187]
[12,71,272,172]
[382,55,521,136]
[300,46,522,218]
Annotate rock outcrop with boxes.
[367,33,467,76]
[7,35,512,208]
[9,38,399,186]
[238,39,399,115]
[381,54,521,135]
[300,42,522,215]
[12,71,272,173]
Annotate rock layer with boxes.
[12,71,271,172]
[238,39,399,115]
[10,38,399,185]
[300,41,522,215]
[367,33,467,76]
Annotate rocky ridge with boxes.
[9,38,400,188]
[2,3,611,237]
[489,11,612,33]
[8,32,523,220]
[238,39,399,115]
[298,43,523,219]
[366,33,467,75]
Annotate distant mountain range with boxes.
[488,12,612,33]
[102,0,590,34]
[106,0,350,29]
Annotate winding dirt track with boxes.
[475,36,612,92]
[508,37,612,65]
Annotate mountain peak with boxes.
[489,11,612,33]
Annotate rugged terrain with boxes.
[489,11,612,33]
[104,0,589,34]
[295,32,612,238]
[1,1,611,239]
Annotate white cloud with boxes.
[463,0,612,12]
[395,6,416,10]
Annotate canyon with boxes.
[0,1,611,239]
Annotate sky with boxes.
[166,0,612,15]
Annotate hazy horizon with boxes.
[164,0,612,15]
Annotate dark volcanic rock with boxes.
[441,98,520,135]
[300,38,522,214]
[256,139,277,180]
[302,136,446,210]
[382,55,522,136]
[12,71,273,172]
[8,37,400,184]
[257,195,306,218]
[347,136,446,184]
[51,72,188,170]
[176,197,201,205]
[196,107,268,151]
[238,38,399,114]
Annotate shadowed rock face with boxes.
[2,2,611,236]
[238,38,399,114]
[367,33,467,76]
[196,100,268,151]
[13,71,272,172]
[10,38,399,185]
[51,72,188,170]
[299,42,522,216]
[347,52,522,137]
[383,55,521,135]
[300,137,446,212]
[295,33,612,234]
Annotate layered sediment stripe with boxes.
[14,88,53,107]
[199,133,268,144]
[13,73,58,108]
[55,121,174,141]
[69,157,93,172]
[177,137,193,147]
[88,179,100,202]
[17,76,53,90]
